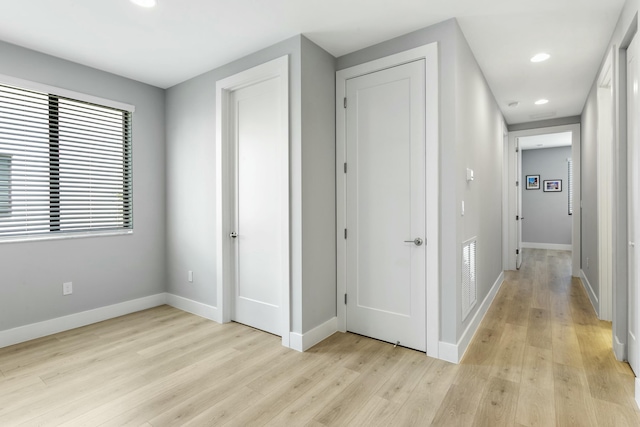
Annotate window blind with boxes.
[0,84,132,238]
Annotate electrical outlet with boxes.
[63,282,73,296]
[188,271,193,283]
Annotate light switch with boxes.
[466,168,474,182]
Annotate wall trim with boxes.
[438,272,505,364]
[613,334,627,361]
[580,270,599,316]
[521,242,572,251]
[0,293,166,349]
[289,317,338,352]
[636,377,640,409]
[165,293,220,323]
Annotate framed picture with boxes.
[525,175,540,190]
[543,179,562,192]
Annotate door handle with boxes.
[230,232,238,238]
[404,238,423,246]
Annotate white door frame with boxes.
[507,124,581,275]
[598,49,615,321]
[215,56,290,347]
[336,43,440,357]
[515,138,523,269]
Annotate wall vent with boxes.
[462,237,478,320]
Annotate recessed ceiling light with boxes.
[130,0,156,7]
[535,99,549,105]
[531,53,550,63]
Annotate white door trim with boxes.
[507,124,581,276]
[336,43,440,358]
[597,48,615,321]
[215,56,290,347]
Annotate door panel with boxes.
[628,34,639,375]
[345,60,426,351]
[230,77,283,336]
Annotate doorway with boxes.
[215,56,290,346]
[506,124,581,276]
[336,44,440,357]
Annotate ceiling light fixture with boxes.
[531,53,550,63]
[535,99,549,105]
[130,0,156,7]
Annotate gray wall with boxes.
[337,19,505,346]
[165,35,337,335]
[453,23,505,341]
[522,146,573,245]
[300,37,337,332]
[508,116,581,132]
[0,41,166,331]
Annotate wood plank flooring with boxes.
[1,249,638,426]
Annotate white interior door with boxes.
[627,34,639,375]
[345,59,426,352]
[229,77,284,336]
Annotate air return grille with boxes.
[462,237,478,320]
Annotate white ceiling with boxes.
[519,132,572,150]
[0,0,627,124]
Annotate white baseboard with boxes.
[521,242,572,251]
[636,377,640,410]
[0,293,167,349]
[438,271,505,364]
[289,317,338,352]
[613,335,627,362]
[580,270,599,317]
[438,341,458,364]
[165,293,220,323]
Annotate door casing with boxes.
[215,56,290,347]
[336,43,440,358]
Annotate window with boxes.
[0,83,132,239]
[568,158,573,215]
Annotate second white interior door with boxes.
[345,59,426,352]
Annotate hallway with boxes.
[443,249,639,426]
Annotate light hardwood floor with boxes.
[1,249,639,426]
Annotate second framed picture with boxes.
[526,175,540,190]
[543,179,562,192]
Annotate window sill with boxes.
[0,229,133,244]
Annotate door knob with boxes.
[404,238,423,246]
[230,231,238,238]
